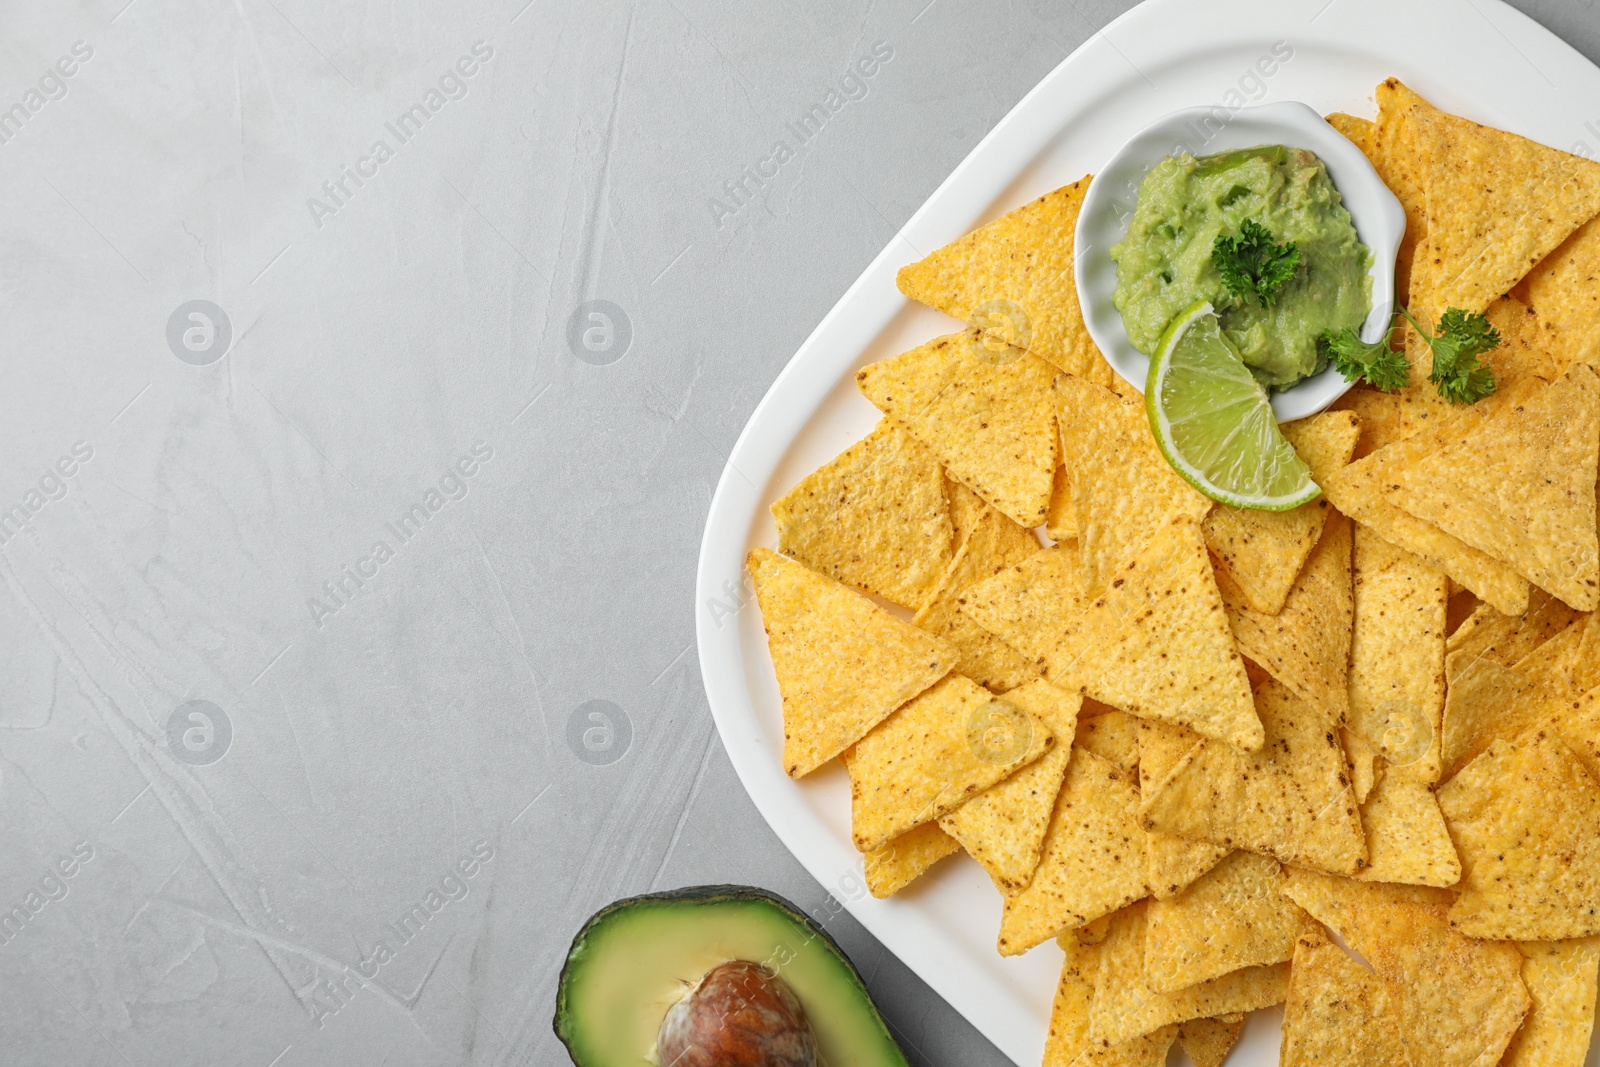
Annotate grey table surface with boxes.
[2,1,1597,1064]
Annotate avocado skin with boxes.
[553,884,909,1067]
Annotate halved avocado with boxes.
[554,885,910,1067]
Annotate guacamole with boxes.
[1111,145,1372,389]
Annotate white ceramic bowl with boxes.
[1075,100,1406,421]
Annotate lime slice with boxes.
[1145,301,1319,511]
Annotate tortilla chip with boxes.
[862,822,961,898]
[1219,510,1354,726]
[1204,409,1362,614]
[939,680,1080,889]
[896,176,1118,388]
[1146,832,1231,902]
[856,330,1060,527]
[1512,617,1593,698]
[1045,463,1076,542]
[1280,929,1414,1067]
[1405,87,1600,324]
[912,502,1041,692]
[1075,706,1140,770]
[1139,676,1366,875]
[1356,768,1460,887]
[997,747,1148,955]
[1177,1014,1246,1067]
[1280,868,1530,1067]
[1502,937,1600,1067]
[1524,213,1600,378]
[1372,78,1431,302]
[1343,728,1381,803]
[946,476,988,551]
[1437,730,1600,940]
[1042,956,1178,1067]
[1446,585,1583,666]
[747,549,958,777]
[1549,686,1600,782]
[1323,434,1529,615]
[843,673,1053,851]
[1347,526,1449,782]
[1394,363,1600,610]
[1055,374,1212,595]
[1088,902,1289,1044]
[1143,850,1311,994]
[1439,651,1545,779]
[1572,616,1600,695]
[1326,111,1376,159]
[770,421,953,609]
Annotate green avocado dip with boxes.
[1111,144,1372,389]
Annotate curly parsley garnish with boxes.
[1318,306,1500,404]
[1318,320,1410,393]
[1211,220,1302,308]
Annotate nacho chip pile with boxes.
[747,79,1600,1066]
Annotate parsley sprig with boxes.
[1211,220,1302,308]
[1318,307,1500,404]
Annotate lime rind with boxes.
[1146,301,1321,512]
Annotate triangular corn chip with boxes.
[942,743,1069,893]
[939,680,1080,889]
[770,420,953,609]
[843,673,1053,852]
[1146,833,1230,903]
[1446,584,1582,666]
[1394,363,1600,610]
[961,525,1262,748]
[946,476,988,550]
[1143,850,1311,994]
[1045,463,1076,542]
[1055,373,1211,595]
[1323,429,1530,615]
[896,176,1118,387]
[1220,510,1354,726]
[1042,953,1177,1067]
[1524,213,1600,377]
[997,747,1148,955]
[748,549,957,777]
[1281,929,1414,1067]
[1139,676,1366,875]
[1356,768,1460,887]
[1088,901,1289,1044]
[1177,1014,1246,1067]
[1343,728,1381,803]
[862,822,961,898]
[1513,616,1594,698]
[1502,937,1600,1067]
[1326,112,1376,159]
[1139,719,1230,899]
[1280,868,1530,1067]
[912,501,1040,692]
[1438,730,1600,939]
[1373,78,1431,302]
[856,330,1059,527]
[1076,704,1140,770]
[1204,409,1362,615]
[1406,88,1600,323]
[1347,526,1449,783]
[1439,650,1548,780]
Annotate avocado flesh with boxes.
[555,886,909,1067]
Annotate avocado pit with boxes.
[657,960,817,1067]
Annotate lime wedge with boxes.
[1145,301,1320,511]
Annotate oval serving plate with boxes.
[696,2,1600,1063]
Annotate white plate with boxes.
[695,2,1600,1064]
[1075,101,1406,420]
